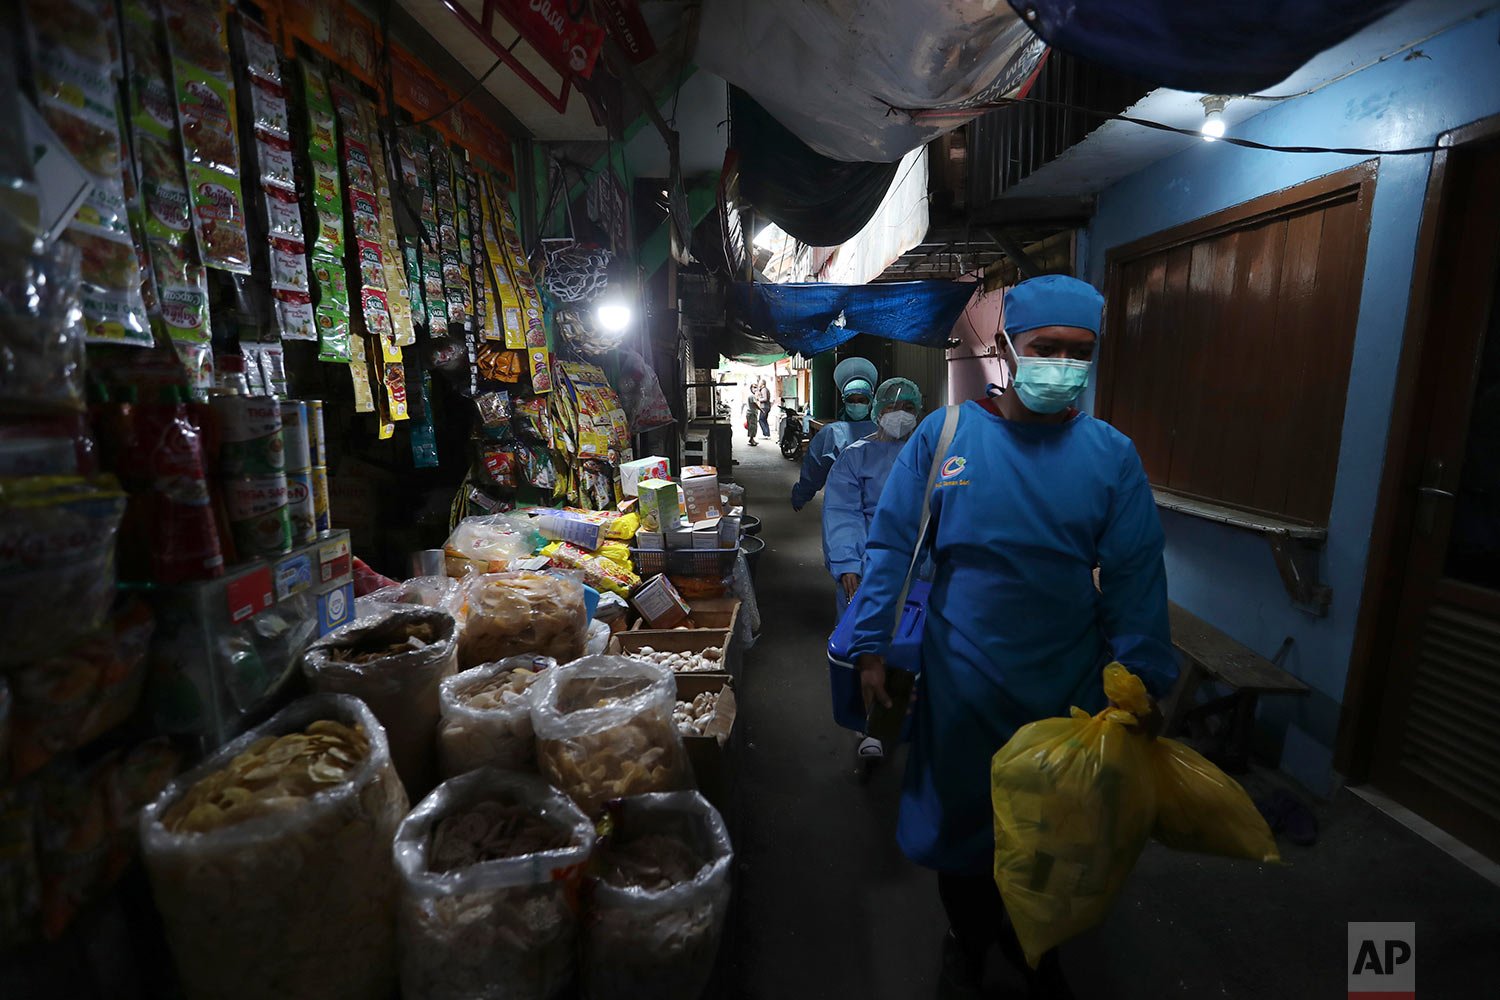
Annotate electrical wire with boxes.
[909,95,1446,155]
[396,45,517,130]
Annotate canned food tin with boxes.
[286,470,317,545]
[212,396,284,476]
[225,475,292,556]
[279,400,312,471]
[311,465,330,532]
[305,399,327,467]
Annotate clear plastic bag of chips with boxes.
[302,606,459,796]
[582,791,734,1000]
[139,694,408,1000]
[452,571,587,670]
[436,654,555,777]
[530,656,693,817]
[393,768,594,1000]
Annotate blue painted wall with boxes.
[1083,10,1500,794]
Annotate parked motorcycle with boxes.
[777,403,808,461]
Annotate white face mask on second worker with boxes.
[879,410,919,439]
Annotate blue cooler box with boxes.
[826,581,929,740]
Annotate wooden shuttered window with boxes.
[1098,163,1377,527]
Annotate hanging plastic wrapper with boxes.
[582,791,734,1000]
[436,654,556,776]
[302,607,459,797]
[0,229,86,413]
[22,0,152,345]
[615,347,675,434]
[393,768,594,1000]
[139,694,408,1000]
[0,477,127,667]
[529,656,694,817]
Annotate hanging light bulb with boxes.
[1200,95,1229,142]
[595,296,632,333]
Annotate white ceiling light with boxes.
[1200,95,1229,142]
[595,297,632,333]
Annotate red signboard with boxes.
[492,0,607,80]
[594,0,656,63]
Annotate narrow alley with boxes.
[727,431,1500,999]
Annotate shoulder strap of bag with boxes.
[893,404,961,626]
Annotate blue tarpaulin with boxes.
[1016,0,1406,93]
[727,281,977,356]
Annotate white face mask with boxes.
[879,410,918,439]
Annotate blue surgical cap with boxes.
[842,378,873,398]
[1003,275,1105,338]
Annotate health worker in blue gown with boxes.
[846,275,1177,1000]
[790,357,878,511]
[823,377,924,761]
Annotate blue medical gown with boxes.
[846,402,1177,874]
[791,419,877,510]
[823,436,904,580]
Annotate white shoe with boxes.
[857,736,884,759]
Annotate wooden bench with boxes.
[1163,601,1310,772]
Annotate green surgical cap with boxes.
[874,377,922,415]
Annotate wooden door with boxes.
[1371,136,1500,859]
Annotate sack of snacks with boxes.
[140,695,408,1000]
[443,513,541,577]
[582,791,734,1000]
[453,571,587,670]
[303,607,459,796]
[393,769,595,1000]
[530,656,693,816]
[436,655,555,777]
[355,575,459,620]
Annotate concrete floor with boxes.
[723,433,1500,1000]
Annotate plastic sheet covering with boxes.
[582,791,734,1000]
[140,694,408,1000]
[727,280,977,356]
[701,1,1044,164]
[817,147,928,287]
[393,769,594,1000]
[1020,0,1405,93]
[302,607,460,796]
[729,87,900,247]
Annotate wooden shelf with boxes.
[1152,488,1332,616]
[1152,489,1327,542]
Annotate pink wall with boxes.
[947,278,1008,402]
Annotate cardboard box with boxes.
[692,524,723,549]
[317,580,355,635]
[637,479,683,531]
[630,574,692,629]
[665,527,696,550]
[537,512,606,551]
[718,512,741,547]
[631,597,740,636]
[619,456,671,497]
[635,529,664,550]
[680,467,721,523]
[676,674,736,814]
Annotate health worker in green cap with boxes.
[845,275,1177,998]
[791,357,879,510]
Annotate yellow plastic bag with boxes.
[992,664,1278,967]
[1151,739,1280,863]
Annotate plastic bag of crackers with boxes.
[139,695,409,1000]
[436,654,555,777]
[303,606,459,796]
[529,656,692,817]
[582,791,734,1000]
[393,768,595,1000]
[452,571,587,670]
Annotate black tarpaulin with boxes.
[729,87,899,248]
